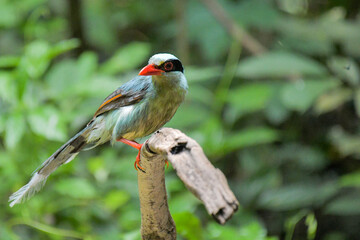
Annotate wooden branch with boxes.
[137,128,238,239]
[137,140,176,240]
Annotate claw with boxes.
[165,160,169,169]
[117,138,145,172]
[134,150,145,173]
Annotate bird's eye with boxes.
[164,62,174,71]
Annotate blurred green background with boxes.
[1,0,360,239]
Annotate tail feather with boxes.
[9,125,92,207]
[9,173,47,207]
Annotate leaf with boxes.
[281,78,340,112]
[55,178,96,199]
[325,191,360,215]
[328,126,360,157]
[48,39,80,59]
[227,83,275,118]
[104,190,130,211]
[173,212,203,240]
[238,222,267,240]
[186,0,229,61]
[258,182,338,210]
[206,221,272,240]
[222,127,279,153]
[340,171,360,188]
[5,113,25,149]
[265,89,290,124]
[305,213,317,240]
[285,210,311,240]
[20,40,51,79]
[76,52,98,83]
[327,56,359,86]
[28,106,67,141]
[167,104,210,129]
[185,66,223,83]
[206,222,240,240]
[314,88,352,115]
[0,55,19,68]
[100,42,151,75]
[0,71,17,103]
[169,192,200,214]
[277,143,327,171]
[236,51,327,78]
[50,63,79,100]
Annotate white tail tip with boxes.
[9,173,47,207]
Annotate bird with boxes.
[9,53,188,207]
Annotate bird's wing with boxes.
[92,78,150,118]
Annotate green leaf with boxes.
[28,106,67,141]
[238,222,267,240]
[48,39,80,59]
[169,192,200,214]
[55,178,96,199]
[329,126,360,157]
[76,52,98,83]
[223,127,279,153]
[327,56,359,86]
[173,212,203,240]
[325,192,360,215]
[104,190,130,211]
[281,78,340,112]
[305,213,317,240]
[0,71,17,103]
[285,210,310,240]
[45,59,78,97]
[20,40,51,79]
[167,104,210,129]
[5,113,25,149]
[100,42,151,75]
[227,83,275,118]
[314,88,352,115]
[185,66,223,83]
[237,51,327,78]
[0,55,20,68]
[258,182,338,210]
[340,171,360,187]
[265,89,290,124]
[206,221,272,240]
[206,222,240,240]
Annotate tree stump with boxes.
[137,128,239,240]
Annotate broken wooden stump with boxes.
[137,128,239,240]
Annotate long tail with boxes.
[9,123,99,207]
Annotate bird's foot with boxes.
[134,148,145,173]
[117,138,145,172]
[117,138,168,171]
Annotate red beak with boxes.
[138,64,164,76]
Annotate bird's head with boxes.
[138,53,184,77]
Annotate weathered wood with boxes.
[137,128,239,239]
[137,141,176,240]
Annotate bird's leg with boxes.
[117,138,145,172]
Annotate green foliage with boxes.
[1,0,360,239]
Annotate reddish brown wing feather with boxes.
[92,88,146,119]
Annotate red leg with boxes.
[117,138,144,172]
[118,138,142,150]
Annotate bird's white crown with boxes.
[148,53,178,66]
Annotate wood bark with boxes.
[137,128,239,239]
